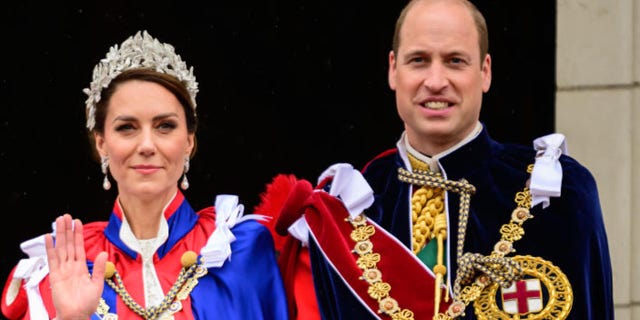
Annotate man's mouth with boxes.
[422,101,449,110]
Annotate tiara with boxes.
[83,30,199,130]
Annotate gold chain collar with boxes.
[96,251,207,319]
[436,166,535,319]
[345,160,569,319]
[398,164,534,319]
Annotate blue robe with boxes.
[308,127,613,319]
[1,191,289,320]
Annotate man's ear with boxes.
[481,53,492,93]
[388,50,398,91]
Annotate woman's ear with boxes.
[186,133,195,157]
[94,132,107,157]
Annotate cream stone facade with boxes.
[556,0,639,318]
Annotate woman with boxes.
[1,31,288,320]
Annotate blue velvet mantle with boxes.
[308,127,613,320]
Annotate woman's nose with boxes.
[137,129,156,156]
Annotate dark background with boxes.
[0,1,555,291]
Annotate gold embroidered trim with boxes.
[347,214,415,320]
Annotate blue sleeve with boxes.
[560,159,614,319]
[190,220,289,319]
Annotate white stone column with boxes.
[631,1,640,318]
[556,0,636,319]
[632,87,640,320]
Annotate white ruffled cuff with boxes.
[12,234,50,319]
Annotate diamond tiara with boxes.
[83,30,199,130]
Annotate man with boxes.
[257,0,613,319]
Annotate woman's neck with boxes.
[117,190,176,239]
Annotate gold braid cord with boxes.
[397,166,476,318]
[399,164,572,320]
[96,251,208,319]
[406,153,446,256]
[410,185,445,255]
[405,153,451,315]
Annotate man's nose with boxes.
[422,63,449,92]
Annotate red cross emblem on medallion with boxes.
[501,278,543,315]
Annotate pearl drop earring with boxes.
[181,156,190,190]
[101,156,111,190]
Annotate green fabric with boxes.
[417,238,446,270]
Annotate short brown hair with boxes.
[391,0,489,64]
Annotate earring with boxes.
[101,156,111,190]
[180,156,190,190]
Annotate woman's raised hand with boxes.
[45,214,107,320]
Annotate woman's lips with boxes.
[132,165,161,174]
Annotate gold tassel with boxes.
[433,213,447,316]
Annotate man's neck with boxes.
[405,122,483,165]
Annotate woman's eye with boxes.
[157,122,177,132]
[115,124,135,131]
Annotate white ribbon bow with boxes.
[288,163,375,246]
[201,195,268,268]
[287,218,311,247]
[320,163,375,219]
[530,133,568,208]
[11,234,50,320]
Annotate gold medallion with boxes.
[474,255,572,319]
